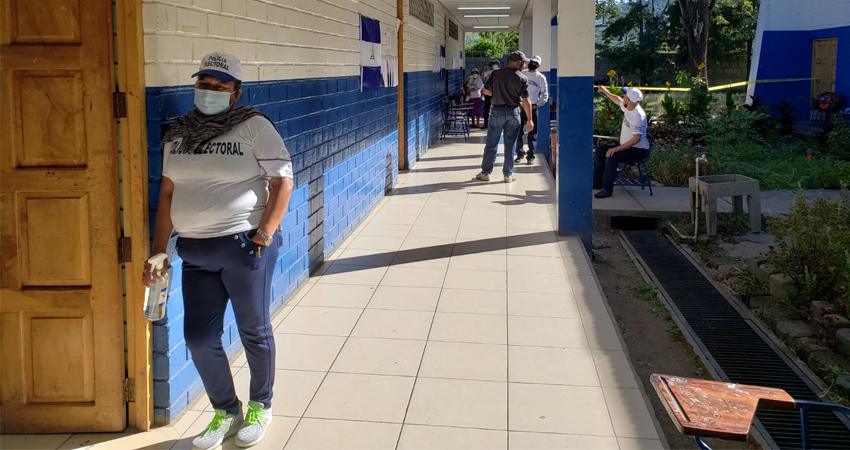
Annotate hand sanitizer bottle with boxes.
[143,253,171,322]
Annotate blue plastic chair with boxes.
[613,131,654,195]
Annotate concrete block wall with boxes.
[143,0,399,423]
[401,0,465,167]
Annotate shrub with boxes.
[826,113,850,161]
[768,189,850,312]
[707,108,775,147]
[593,94,624,137]
[773,101,796,136]
[648,137,715,187]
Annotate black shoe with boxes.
[527,158,535,164]
[594,189,613,198]
[593,183,602,190]
[514,156,523,163]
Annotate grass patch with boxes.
[631,282,672,320]
[668,323,685,342]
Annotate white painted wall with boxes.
[402,0,465,72]
[756,0,850,32]
[520,18,533,55]
[531,0,551,72]
[557,0,594,77]
[143,0,399,87]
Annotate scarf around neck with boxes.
[162,106,273,154]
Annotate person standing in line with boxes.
[479,59,499,129]
[475,51,534,183]
[144,52,294,450]
[593,85,649,199]
[465,68,485,128]
[514,55,549,165]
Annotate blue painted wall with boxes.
[557,76,593,251]
[448,68,464,97]
[146,77,398,423]
[754,26,850,118]
[403,71,444,168]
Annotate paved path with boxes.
[2,131,664,450]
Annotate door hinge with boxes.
[113,91,127,118]
[118,236,132,263]
[123,378,135,403]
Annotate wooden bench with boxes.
[650,374,795,441]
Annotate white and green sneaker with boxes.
[236,401,273,448]
[192,408,243,450]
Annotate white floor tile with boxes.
[350,309,434,340]
[277,307,362,337]
[331,337,426,376]
[274,334,347,371]
[507,292,581,319]
[367,285,441,311]
[430,312,507,345]
[406,378,508,430]
[297,284,377,309]
[509,384,614,436]
[419,341,507,382]
[398,425,506,450]
[508,316,589,348]
[437,289,507,315]
[305,373,415,423]
[284,418,401,450]
[509,346,600,386]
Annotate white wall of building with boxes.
[756,0,850,32]
[143,0,399,87]
[403,0,465,72]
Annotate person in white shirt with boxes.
[465,68,485,127]
[593,86,650,198]
[145,52,294,449]
[514,55,550,164]
[479,59,500,129]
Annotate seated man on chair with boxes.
[593,86,650,198]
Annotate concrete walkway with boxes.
[593,184,844,218]
[2,131,664,450]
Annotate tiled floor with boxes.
[1,131,664,450]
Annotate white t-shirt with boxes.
[525,71,549,107]
[162,116,294,239]
[619,101,650,150]
[466,76,484,99]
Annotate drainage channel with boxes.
[621,229,850,450]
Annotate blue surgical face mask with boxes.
[194,89,233,115]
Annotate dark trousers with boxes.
[515,107,539,160]
[593,145,649,190]
[177,229,282,414]
[482,95,492,126]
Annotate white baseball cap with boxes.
[530,55,542,65]
[192,52,243,82]
[621,87,643,103]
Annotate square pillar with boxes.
[556,0,595,250]
[532,0,552,160]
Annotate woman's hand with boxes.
[142,256,170,288]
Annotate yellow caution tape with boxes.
[605,77,817,93]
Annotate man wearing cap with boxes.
[145,52,294,449]
[479,59,500,129]
[475,51,534,183]
[514,55,549,164]
[593,85,650,198]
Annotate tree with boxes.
[597,2,673,85]
[464,32,519,58]
[676,0,718,79]
[666,0,759,68]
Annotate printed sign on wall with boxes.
[360,15,382,91]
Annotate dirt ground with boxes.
[591,231,753,450]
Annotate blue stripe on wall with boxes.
[557,76,593,251]
[146,76,398,423]
[403,71,445,168]
[754,26,850,119]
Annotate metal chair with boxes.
[592,132,654,196]
[441,99,470,140]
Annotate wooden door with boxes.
[0,0,126,433]
[811,38,838,97]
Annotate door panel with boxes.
[0,0,125,433]
[811,38,838,97]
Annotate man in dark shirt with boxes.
[475,51,534,183]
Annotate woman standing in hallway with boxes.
[466,68,485,128]
[143,52,294,450]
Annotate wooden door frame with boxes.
[115,0,152,431]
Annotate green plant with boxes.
[684,79,715,120]
[826,113,850,161]
[631,282,672,320]
[734,272,767,300]
[768,189,850,312]
[668,323,685,342]
[593,95,625,137]
[648,136,714,187]
[591,250,608,265]
[773,101,797,136]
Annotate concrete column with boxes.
[531,0,552,160]
[521,18,533,55]
[557,0,595,250]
